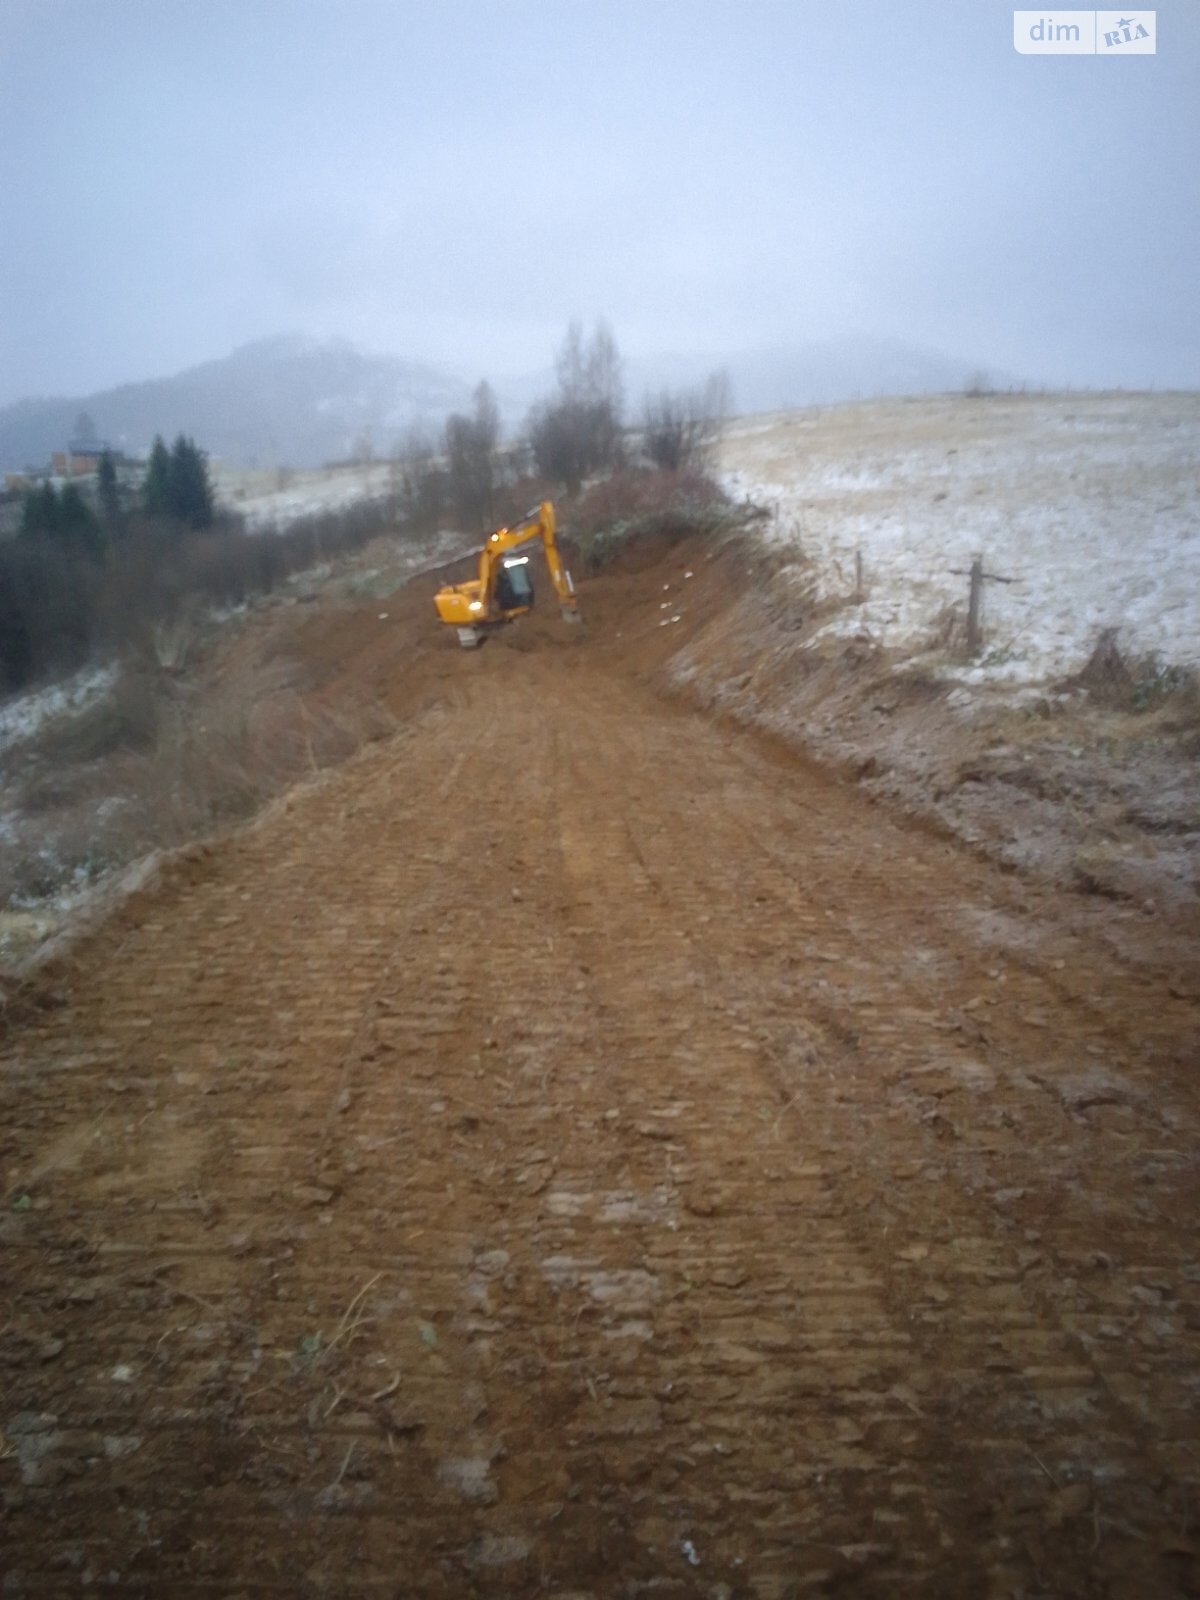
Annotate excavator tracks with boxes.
[2,543,1197,1597]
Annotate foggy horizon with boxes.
[0,325,1044,410]
[2,0,1198,407]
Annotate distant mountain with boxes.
[0,335,473,471]
[1,332,1013,474]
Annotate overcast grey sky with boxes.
[1,0,1197,403]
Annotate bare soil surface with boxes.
[2,535,1198,1598]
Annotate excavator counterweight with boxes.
[434,500,580,648]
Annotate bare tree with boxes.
[73,410,99,449]
[528,320,625,494]
[473,380,500,462]
[642,369,733,472]
[583,321,623,473]
[555,320,588,405]
[445,380,501,529]
[395,425,446,531]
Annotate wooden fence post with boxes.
[951,555,1016,659]
[966,555,984,656]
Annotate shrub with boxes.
[641,372,732,473]
[0,498,402,698]
[1071,628,1199,714]
[568,468,739,571]
[0,538,96,689]
[19,481,104,561]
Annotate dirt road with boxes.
[2,539,1198,1597]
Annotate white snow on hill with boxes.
[213,461,395,530]
[719,393,1200,687]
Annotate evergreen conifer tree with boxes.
[169,435,215,528]
[97,448,122,528]
[19,482,60,540]
[143,435,173,518]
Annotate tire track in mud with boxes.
[549,731,963,1592]
[1,613,1197,1598]
[553,699,1197,1597]
[622,726,1200,1584]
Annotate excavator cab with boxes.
[495,556,533,613]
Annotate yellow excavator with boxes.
[433,500,580,649]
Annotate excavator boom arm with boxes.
[477,502,577,614]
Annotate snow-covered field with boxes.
[213,461,396,531]
[719,393,1200,687]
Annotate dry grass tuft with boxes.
[1068,627,1199,726]
[1071,627,1136,707]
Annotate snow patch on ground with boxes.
[214,462,395,531]
[0,665,118,752]
[719,393,1200,688]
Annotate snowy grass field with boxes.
[718,392,1200,689]
[212,461,396,530]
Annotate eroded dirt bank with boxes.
[2,535,1198,1598]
